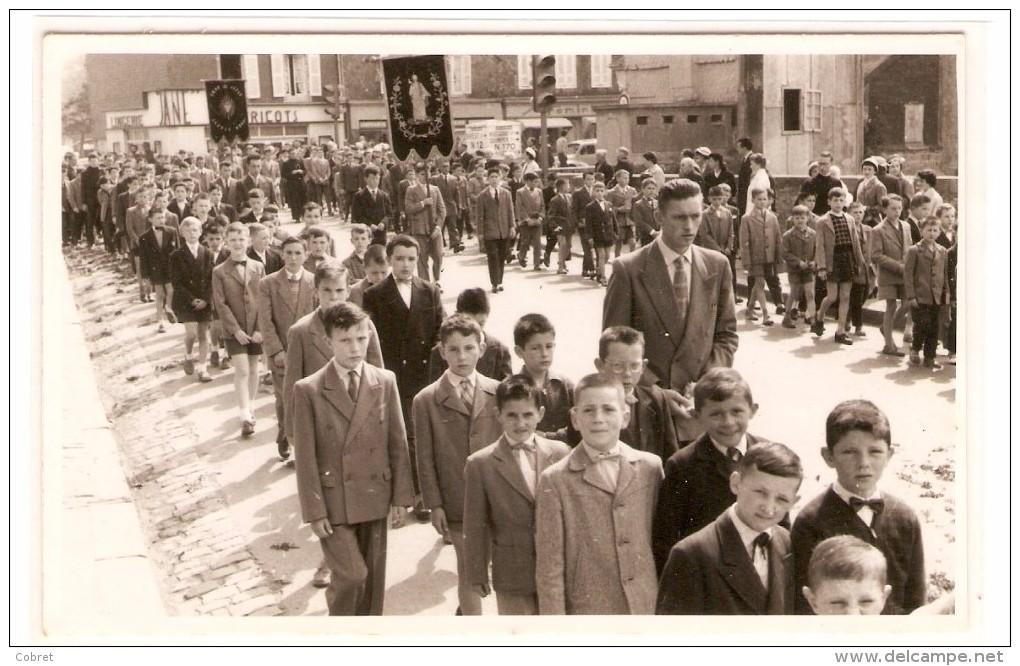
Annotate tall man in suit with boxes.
[362,235,447,520]
[259,236,316,461]
[475,167,516,293]
[291,302,413,616]
[602,178,739,402]
[403,164,447,285]
[233,155,276,211]
[430,160,463,252]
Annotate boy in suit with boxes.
[259,236,316,462]
[351,164,393,247]
[652,368,772,574]
[572,172,597,279]
[904,217,949,369]
[872,194,913,355]
[594,326,680,464]
[791,399,926,614]
[246,223,283,275]
[780,205,818,329]
[463,375,572,615]
[545,178,574,275]
[696,185,735,276]
[585,181,617,287]
[514,314,575,443]
[137,206,180,333]
[476,167,516,293]
[167,181,192,221]
[207,184,237,223]
[428,288,512,383]
[291,302,413,616]
[302,226,336,274]
[169,217,213,382]
[413,314,504,615]
[802,535,891,616]
[608,169,638,258]
[631,177,659,248]
[403,164,446,285]
[347,244,389,308]
[342,224,371,281]
[514,172,546,271]
[656,441,802,615]
[362,235,446,521]
[126,186,155,302]
[212,222,265,438]
[201,220,230,369]
[535,374,664,615]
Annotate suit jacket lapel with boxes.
[275,274,297,317]
[345,366,380,444]
[637,243,683,344]
[229,259,246,285]
[494,437,535,503]
[438,376,471,417]
[614,447,637,497]
[571,447,616,495]
[322,362,354,422]
[694,435,733,484]
[680,246,716,341]
[384,275,409,313]
[716,513,767,613]
[309,311,334,361]
[471,379,494,421]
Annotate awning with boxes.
[518,117,574,130]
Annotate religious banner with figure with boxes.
[205,80,249,143]
[382,55,454,162]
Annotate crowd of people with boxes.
[60,134,957,618]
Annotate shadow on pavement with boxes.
[384,538,458,616]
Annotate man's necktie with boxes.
[727,447,743,463]
[459,377,474,410]
[752,532,770,588]
[673,256,689,330]
[347,370,359,404]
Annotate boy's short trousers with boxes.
[617,226,635,243]
[225,339,264,357]
[787,272,815,287]
[877,284,906,300]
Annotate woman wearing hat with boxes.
[856,157,888,227]
[522,147,541,176]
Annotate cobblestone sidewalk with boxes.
[65,247,284,617]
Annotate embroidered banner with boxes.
[205,80,250,143]
[382,55,454,162]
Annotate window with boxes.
[591,54,612,88]
[448,55,472,96]
[805,90,822,132]
[687,114,699,123]
[783,88,802,132]
[636,116,648,126]
[555,55,577,89]
[784,88,822,133]
[243,55,261,98]
[270,54,322,99]
[662,115,674,124]
[904,103,925,144]
[710,113,724,123]
[518,55,532,89]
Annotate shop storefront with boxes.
[105,88,344,155]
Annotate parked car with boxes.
[566,139,598,166]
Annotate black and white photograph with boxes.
[12,10,1010,655]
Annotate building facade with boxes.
[88,54,620,155]
[594,54,957,176]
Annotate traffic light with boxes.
[323,83,342,120]
[532,55,556,113]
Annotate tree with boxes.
[62,86,91,152]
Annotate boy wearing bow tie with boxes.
[212,222,265,437]
[535,374,663,615]
[791,400,926,614]
[463,375,571,615]
[657,441,801,615]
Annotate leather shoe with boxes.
[241,420,256,437]
[197,370,213,383]
[182,358,195,375]
[278,440,291,461]
[312,563,330,589]
[881,346,906,357]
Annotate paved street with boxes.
[64,213,958,617]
